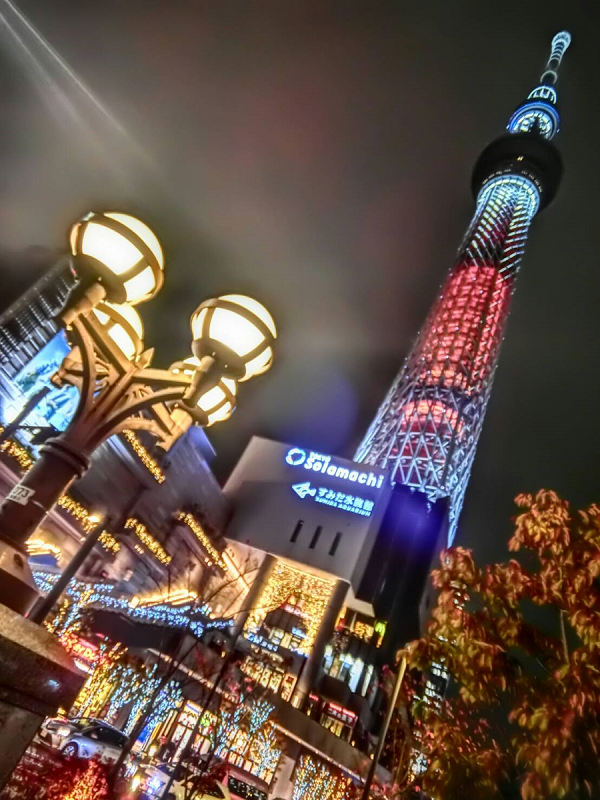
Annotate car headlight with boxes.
[57,726,72,737]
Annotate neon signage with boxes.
[292,482,374,517]
[285,448,385,489]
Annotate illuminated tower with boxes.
[355,32,571,544]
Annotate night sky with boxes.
[1,1,599,566]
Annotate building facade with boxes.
[217,436,444,791]
[0,262,426,796]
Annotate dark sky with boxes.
[1,1,599,565]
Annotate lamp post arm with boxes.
[85,386,190,449]
[65,306,131,376]
[134,368,195,388]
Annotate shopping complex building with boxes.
[0,260,445,797]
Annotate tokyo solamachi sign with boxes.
[285,447,385,489]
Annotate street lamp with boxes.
[69,211,164,306]
[0,212,276,617]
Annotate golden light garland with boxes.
[292,754,350,800]
[123,430,165,483]
[57,495,101,533]
[98,530,120,554]
[74,642,126,715]
[125,517,171,565]
[0,425,104,536]
[176,511,226,569]
[130,587,198,608]
[0,431,109,545]
[0,428,35,470]
[26,538,61,558]
[245,561,335,655]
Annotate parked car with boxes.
[134,762,231,800]
[37,716,128,764]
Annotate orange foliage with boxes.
[397,491,600,800]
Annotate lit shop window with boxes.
[319,702,357,741]
[322,648,362,685]
[241,656,296,701]
[361,664,375,697]
[267,625,306,652]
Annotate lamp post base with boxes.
[0,539,39,615]
[0,603,85,790]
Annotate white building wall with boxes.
[223,437,391,590]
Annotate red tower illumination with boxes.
[355,33,571,543]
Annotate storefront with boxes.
[160,701,214,761]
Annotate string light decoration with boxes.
[32,568,205,637]
[122,429,166,483]
[123,669,163,735]
[139,680,183,741]
[244,561,335,655]
[246,699,274,736]
[251,723,282,781]
[103,662,148,721]
[131,587,198,607]
[44,758,109,800]
[122,598,205,634]
[32,570,60,595]
[0,428,102,534]
[125,517,171,564]
[353,621,374,642]
[0,431,34,470]
[176,511,226,570]
[212,696,281,782]
[26,538,61,558]
[72,642,182,737]
[292,754,351,800]
[214,694,247,754]
[32,570,115,639]
[57,495,101,533]
[98,530,120,553]
[74,642,126,717]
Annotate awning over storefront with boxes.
[88,608,188,654]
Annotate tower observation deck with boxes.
[355,33,571,544]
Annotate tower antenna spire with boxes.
[541,31,571,85]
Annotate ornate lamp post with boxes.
[0,211,276,617]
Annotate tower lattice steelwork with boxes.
[355,32,571,544]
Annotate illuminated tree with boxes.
[46,758,109,800]
[397,490,600,800]
[73,642,127,717]
[292,754,350,800]
[198,687,281,787]
[2,756,110,800]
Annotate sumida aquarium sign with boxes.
[285,447,385,518]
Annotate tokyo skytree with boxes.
[355,32,571,544]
